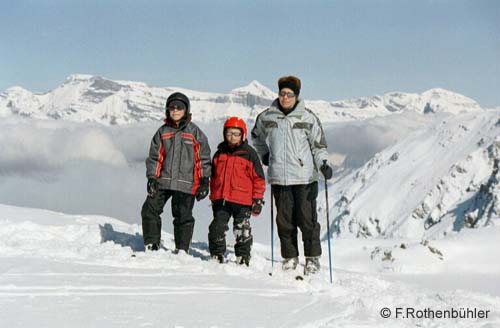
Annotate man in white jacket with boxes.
[251,76,333,275]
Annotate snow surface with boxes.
[1,204,499,327]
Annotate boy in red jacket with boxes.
[208,117,265,266]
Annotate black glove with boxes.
[251,198,264,216]
[320,161,333,180]
[147,178,159,198]
[195,177,209,201]
[262,153,269,166]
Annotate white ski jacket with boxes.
[251,99,329,185]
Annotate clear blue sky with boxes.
[1,0,499,106]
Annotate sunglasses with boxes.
[225,131,242,137]
[279,91,296,98]
[167,105,186,111]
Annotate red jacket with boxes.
[210,140,265,206]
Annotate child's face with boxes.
[167,107,186,123]
[225,128,242,146]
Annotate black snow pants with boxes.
[271,181,322,259]
[208,200,253,257]
[141,189,195,251]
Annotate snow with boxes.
[1,203,499,327]
[421,88,482,114]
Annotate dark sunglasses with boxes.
[167,105,186,111]
[225,131,242,137]
[279,91,296,98]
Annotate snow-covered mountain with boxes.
[327,111,500,240]
[0,74,483,125]
[0,75,275,125]
[313,88,481,119]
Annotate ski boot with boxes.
[145,243,160,252]
[173,248,188,256]
[282,257,299,271]
[211,253,225,264]
[304,257,320,276]
[236,255,250,267]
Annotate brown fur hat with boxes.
[278,76,301,96]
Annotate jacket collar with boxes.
[217,139,248,153]
[269,98,305,118]
[163,113,192,129]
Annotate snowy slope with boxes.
[1,203,499,327]
[327,111,500,240]
[0,74,483,125]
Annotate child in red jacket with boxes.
[208,117,265,266]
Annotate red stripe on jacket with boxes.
[154,132,176,177]
[155,143,165,178]
[182,133,202,195]
[161,132,176,139]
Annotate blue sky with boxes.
[1,0,499,106]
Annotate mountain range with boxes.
[0,74,483,125]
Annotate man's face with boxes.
[278,87,297,110]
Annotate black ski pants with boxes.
[141,189,195,251]
[272,181,322,259]
[208,200,252,257]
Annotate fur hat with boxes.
[278,76,301,96]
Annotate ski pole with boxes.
[270,188,274,269]
[323,160,333,284]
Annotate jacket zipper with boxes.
[171,132,177,178]
[222,152,230,206]
[284,119,289,184]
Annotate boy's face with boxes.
[225,128,243,146]
[167,107,186,123]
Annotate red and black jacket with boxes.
[210,140,266,206]
[146,115,211,195]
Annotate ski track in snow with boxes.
[0,204,499,327]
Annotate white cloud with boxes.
[0,118,127,177]
[0,114,439,244]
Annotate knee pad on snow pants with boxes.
[208,219,229,256]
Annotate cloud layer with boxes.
[0,114,433,243]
